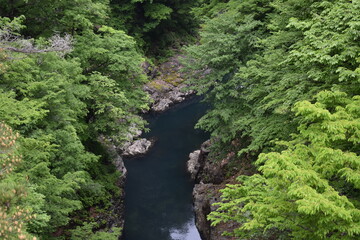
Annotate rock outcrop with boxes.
[193,183,231,240]
[189,140,238,240]
[121,138,153,156]
[193,183,213,240]
[193,140,226,184]
[146,84,195,112]
[143,55,196,113]
[97,135,126,232]
[98,135,127,177]
[119,123,154,157]
[187,150,201,180]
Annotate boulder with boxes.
[122,138,153,156]
[187,150,201,180]
[152,98,173,112]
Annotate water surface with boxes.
[123,97,209,240]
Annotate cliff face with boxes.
[97,135,127,234]
[188,140,255,240]
[188,140,229,240]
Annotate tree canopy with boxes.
[184,0,360,239]
[0,1,152,237]
[1,0,359,239]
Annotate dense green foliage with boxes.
[186,0,360,154]
[0,0,165,237]
[185,0,360,239]
[1,0,204,238]
[0,39,117,238]
[1,0,359,239]
[110,0,200,55]
[0,123,37,240]
[209,91,360,239]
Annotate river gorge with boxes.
[123,97,209,240]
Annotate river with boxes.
[123,97,209,240]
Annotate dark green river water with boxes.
[123,97,209,240]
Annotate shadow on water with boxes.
[123,97,209,240]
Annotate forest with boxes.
[0,0,359,239]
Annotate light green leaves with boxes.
[208,91,360,239]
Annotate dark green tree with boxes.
[110,0,200,54]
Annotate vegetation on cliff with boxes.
[0,0,200,239]
[1,0,359,239]
[185,0,360,239]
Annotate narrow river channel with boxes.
[123,97,209,240]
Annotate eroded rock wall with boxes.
[188,140,244,240]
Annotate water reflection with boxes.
[170,218,201,240]
[123,98,208,240]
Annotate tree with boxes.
[110,0,200,54]
[72,26,149,142]
[0,0,110,37]
[184,0,360,156]
[0,122,36,240]
[208,91,360,239]
[184,0,275,153]
[0,9,148,238]
[70,222,121,240]
[0,16,73,54]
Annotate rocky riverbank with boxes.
[187,140,255,240]
[143,55,195,113]
[116,55,198,159]
[97,55,197,237]
[187,140,230,240]
[97,135,127,233]
[120,55,196,158]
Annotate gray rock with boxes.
[193,183,213,240]
[149,87,195,112]
[143,55,197,113]
[187,150,201,180]
[192,140,236,240]
[122,138,153,156]
[152,98,173,112]
[97,135,126,234]
[98,135,127,176]
[201,139,211,154]
[196,140,226,184]
[128,124,142,138]
[168,90,185,102]
[193,183,231,240]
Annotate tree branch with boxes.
[0,32,73,55]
